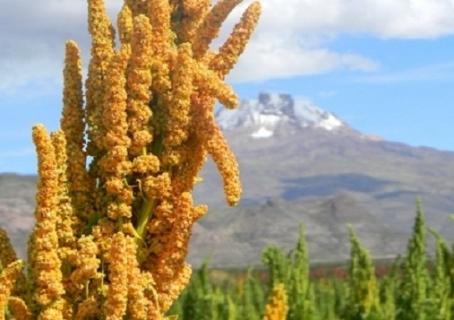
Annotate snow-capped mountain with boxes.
[6,93,454,267]
[216,92,345,138]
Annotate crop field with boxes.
[170,205,452,319]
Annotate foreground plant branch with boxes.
[0,0,261,318]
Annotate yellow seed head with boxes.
[207,125,242,206]
[51,131,79,254]
[210,1,262,79]
[118,4,133,45]
[177,0,210,43]
[164,43,194,161]
[0,228,18,270]
[86,0,115,155]
[31,125,65,309]
[0,261,24,320]
[19,0,262,318]
[263,283,289,320]
[127,14,154,156]
[105,232,128,320]
[69,236,100,292]
[61,40,93,219]
[126,237,150,320]
[193,0,243,59]
[132,154,160,175]
[148,0,172,56]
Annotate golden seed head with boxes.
[127,14,154,156]
[118,4,133,44]
[207,125,242,206]
[132,154,160,175]
[105,232,128,320]
[192,0,243,59]
[263,283,289,320]
[0,261,24,317]
[0,228,18,270]
[143,173,172,200]
[210,1,262,78]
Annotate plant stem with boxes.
[136,198,155,240]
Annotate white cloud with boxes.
[227,34,378,82]
[221,0,454,82]
[245,0,454,38]
[2,0,454,88]
[0,0,122,92]
[355,61,454,84]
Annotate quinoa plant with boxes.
[0,0,261,318]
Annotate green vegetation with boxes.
[169,204,454,319]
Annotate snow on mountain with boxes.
[216,93,345,138]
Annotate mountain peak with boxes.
[257,92,296,118]
[216,92,346,138]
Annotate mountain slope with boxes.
[2,93,454,266]
[190,93,454,266]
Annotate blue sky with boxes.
[2,0,454,173]
[236,35,454,149]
